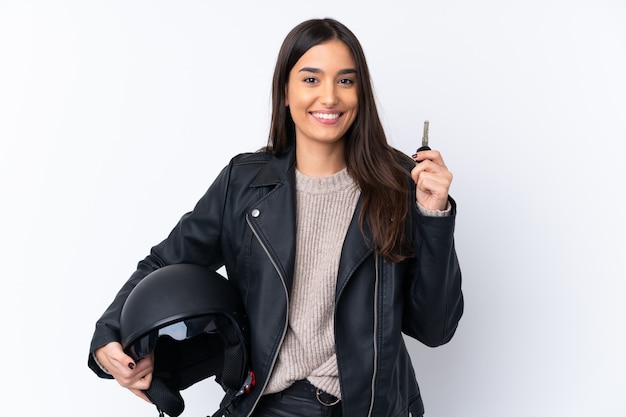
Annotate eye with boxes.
[303,77,318,84]
[339,78,355,86]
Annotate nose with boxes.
[319,83,339,107]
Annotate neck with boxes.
[295,141,346,176]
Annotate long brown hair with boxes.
[267,18,413,262]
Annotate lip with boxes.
[310,111,343,125]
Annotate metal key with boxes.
[417,120,431,153]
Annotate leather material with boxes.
[89,145,463,417]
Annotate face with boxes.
[285,40,358,148]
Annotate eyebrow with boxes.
[298,67,357,75]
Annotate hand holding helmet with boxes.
[94,341,154,402]
[117,264,253,417]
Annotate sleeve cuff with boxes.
[92,352,112,375]
[417,200,452,217]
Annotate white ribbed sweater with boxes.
[263,168,360,398]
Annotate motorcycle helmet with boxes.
[120,264,254,417]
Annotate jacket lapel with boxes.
[248,148,297,295]
[335,197,374,301]
[248,145,373,299]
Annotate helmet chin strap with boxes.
[209,370,256,417]
[143,370,255,417]
[143,371,256,417]
[143,378,185,417]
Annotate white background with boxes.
[1,1,625,416]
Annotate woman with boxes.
[89,17,463,417]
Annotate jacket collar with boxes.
[250,144,296,188]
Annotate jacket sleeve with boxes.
[402,196,464,347]
[87,161,234,377]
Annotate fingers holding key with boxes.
[410,149,452,211]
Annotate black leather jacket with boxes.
[89,145,463,417]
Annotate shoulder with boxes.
[223,150,274,179]
[221,149,286,188]
[230,149,273,166]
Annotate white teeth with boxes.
[312,112,340,120]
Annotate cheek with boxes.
[349,92,359,108]
[340,90,358,110]
[347,96,359,118]
[287,89,315,111]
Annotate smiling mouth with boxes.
[311,112,341,120]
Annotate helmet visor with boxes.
[126,314,229,361]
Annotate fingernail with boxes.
[411,153,418,159]
[128,362,135,370]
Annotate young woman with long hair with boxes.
[89,18,463,417]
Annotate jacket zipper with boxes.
[244,214,290,417]
[367,255,380,417]
[245,214,380,416]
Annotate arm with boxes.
[403,149,463,346]
[87,161,234,377]
[402,198,464,347]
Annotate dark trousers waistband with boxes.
[285,380,340,406]
[252,380,342,417]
